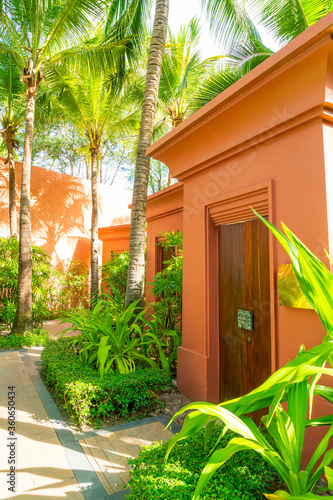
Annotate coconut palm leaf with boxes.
[199,0,262,51]
[249,0,333,46]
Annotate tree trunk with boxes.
[11,88,35,334]
[90,147,99,302]
[125,0,169,308]
[99,156,103,183]
[85,157,90,179]
[7,140,17,237]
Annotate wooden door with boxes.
[218,218,271,402]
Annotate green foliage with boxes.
[166,215,333,499]
[0,236,52,326]
[143,315,181,378]
[49,259,89,312]
[42,338,171,425]
[62,294,157,378]
[0,237,89,326]
[101,251,129,296]
[150,232,183,332]
[127,425,279,500]
[0,329,49,350]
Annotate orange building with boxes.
[147,13,333,463]
[145,183,183,304]
[0,159,131,266]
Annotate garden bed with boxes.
[127,425,281,499]
[0,328,49,350]
[41,337,172,426]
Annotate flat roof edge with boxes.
[147,12,333,157]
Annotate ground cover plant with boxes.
[165,212,333,499]
[0,329,49,350]
[127,425,280,500]
[42,337,171,425]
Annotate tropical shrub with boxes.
[49,259,89,312]
[0,329,49,350]
[62,294,157,378]
[143,315,181,378]
[42,338,171,425]
[0,236,52,326]
[165,213,333,499]
[101,251,129,296]
[127,425,280,500]
[150,231,183,333]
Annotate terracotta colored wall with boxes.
[98,224,131,263]
[0,159,131,267]
[147,14,333,465]
[146,183,183,305]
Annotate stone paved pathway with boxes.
[0,350,180,500]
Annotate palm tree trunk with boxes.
[11,88,35,334]
[125,0,169,308]
[7,139,17,237]
[90,147,99,302]
[99,155,103,183]
[85,157,90,179]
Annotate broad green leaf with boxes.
[265,493,322,499]
[306,422,333,476]
[253,210,333,339]
[193,438,288,500]
[325,466,333,489]
[287,381,307,471]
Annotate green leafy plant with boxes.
[143,315,181,378]
[42,338,171,425]
[50,259,89,312]
[0,329,49,350]
[127,425,280,500]
[150,231,183,333]
[101,251,129,296]
[165,213,333,499]
[62,295,157,378]
[0,236,52,326]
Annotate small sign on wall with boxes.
[278,264,312,309]
[237,309,254,330]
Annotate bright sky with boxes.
[168,0,222,58]
[167,0,279,56]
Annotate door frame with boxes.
[204,180,276,403]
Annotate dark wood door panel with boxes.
[219,218,271,404]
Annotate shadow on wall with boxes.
[0,159,92,265]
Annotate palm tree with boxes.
[194,0,333,110]
[122,0,169,308]
[48,58,140,302]
[158,19,220,129]
[0,0,107,333]
[0,53,25,237]
[118,0,268,307]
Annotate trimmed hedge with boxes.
[41,338,171,425]
[0,329,49,350]
[127,426,279,500]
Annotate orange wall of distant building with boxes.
[0,159,131,267]
[146,183,183,305]
[98,224,131,262]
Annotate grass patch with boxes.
[0,328,49,350]
[41,338,171,426]
[127,426,280,500]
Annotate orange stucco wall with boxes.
[148,14,333,465]
[98,224,131,262]
[145,183,183,305]
[0,159,131,267]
